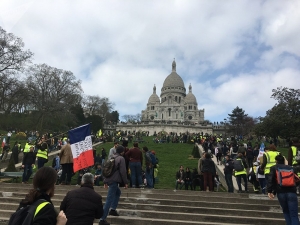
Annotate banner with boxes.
[1,137,5,148]
[257,142,265,162]
[69,124,94,173]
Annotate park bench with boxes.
[0,171,35,183]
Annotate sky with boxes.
[0,0,300,123]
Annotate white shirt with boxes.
[108,147,116,159]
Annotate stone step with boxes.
[0,196,285,212]
[0,209,286,225]
[0,201,284,218]
[0,189,286,206]
[0,185,290,205]
[0,183,289,225]
[0,216,252,225]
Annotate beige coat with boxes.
[59,144,73,164]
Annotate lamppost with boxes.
[224,118,227,140]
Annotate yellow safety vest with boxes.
[36,149,48,159]
[234,158,247,176]
[292,146,299,166]
[34,201,50,218]
[24,143,30,153]
[264,151,280,174]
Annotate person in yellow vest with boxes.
[288,137,300,166]
[11,167,67,225]
[234,153,248,193]
[23,142,31,153]
[288,138,300,195]
[260,144,280,186]
[36,136,48,169]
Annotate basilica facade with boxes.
[115,60,212,135]
[141,60,204,124]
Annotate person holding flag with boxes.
[59,140,73,185]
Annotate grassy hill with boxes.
[94,137,198,189]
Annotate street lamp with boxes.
[224,118,227,139]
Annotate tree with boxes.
[0,26,33,75]
[0,74,27,114]
[227,106,248,135]
[82,95,115,123]
[255,87,300,138]
[25,64,82,131]
[0,27,33,113]
[106,110,119,123]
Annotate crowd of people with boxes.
[2,130,300,225]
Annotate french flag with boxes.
[1,137,5,148]
[69,124,94,173]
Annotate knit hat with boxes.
[116,146,124,154]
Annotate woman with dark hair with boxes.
[15,167,67,225]
[185,167,193,190]
[201,153,216,191]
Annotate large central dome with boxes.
[161,60,186,97]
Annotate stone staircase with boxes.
[0,182,292,225]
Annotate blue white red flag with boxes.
[69,124,94,173]
[1,137,5,148]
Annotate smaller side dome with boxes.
[185,84,197,105]
[148,85,160,104]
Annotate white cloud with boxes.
[0,0,299,123]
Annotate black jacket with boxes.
[22,152,36,165]
[18,193,57,225]
[224,159,234,174]
[176,170,186,180]
[201,158,216,174]
[60,183,103,225]
[267,164,297,195]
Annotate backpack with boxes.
[257,166,264,175]
[150,153,157,166]
[276,167,296,187]
[233,159,244,172]
[232,146,238,153]
[8,199,49,225]
[102,156,119,178]
[294,147,300,164]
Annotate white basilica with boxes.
[141,60,205,124]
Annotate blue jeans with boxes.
[22,164,32,182]
[258,178,266,194]
[145,167,153,188]
[100,182,121,221]
[37,158,47,169]
[225,173,234,193]
[129,161,142,187]
[277,192,299,225]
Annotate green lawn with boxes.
[94,137,197,189]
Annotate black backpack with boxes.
[233,159,244,172]
[232,146,238,153]
[257,166,265,175]
[8,199,49,225]
[102,155,119,178]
